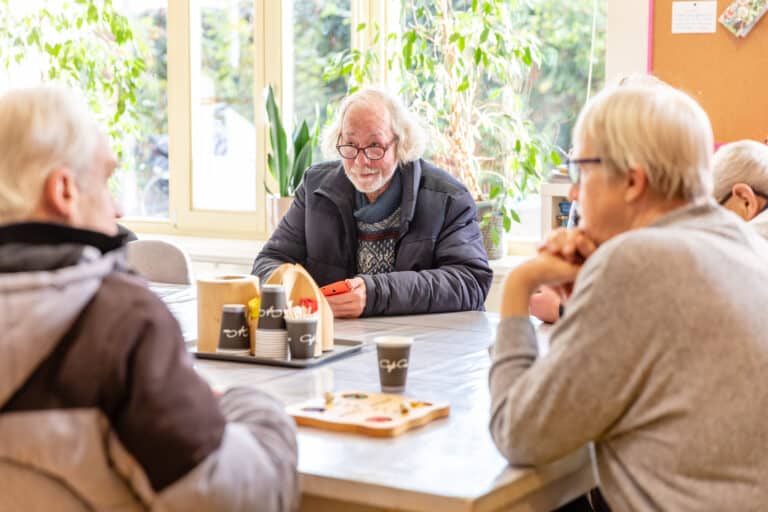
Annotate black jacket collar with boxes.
[0,222,128,254]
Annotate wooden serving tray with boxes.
[287,391,450,437]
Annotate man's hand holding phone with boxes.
[320,279,352,297]
[323,277,367,318]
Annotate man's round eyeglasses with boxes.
[565,157,602,184]
[336,138,397,161]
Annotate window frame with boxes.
[123,0,393,239]
[124,0,296,240]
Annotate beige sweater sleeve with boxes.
[488,237,653,465]
[489,203,768,510]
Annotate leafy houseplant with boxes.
[264,84,319,231]
[0,0,143,158]
[323,0,561,257]
[477,170,521,258]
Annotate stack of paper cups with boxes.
[254,284,288,359]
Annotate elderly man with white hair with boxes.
[489,84,768,510]
[0,86,299,511]
[713,139,768,239]
[252,87,492,318]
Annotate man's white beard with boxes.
[345,165,393,195]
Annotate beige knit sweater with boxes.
[490,201,768,511]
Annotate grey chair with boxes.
[126,239,193,285]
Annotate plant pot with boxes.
[476,200,505,260]
[266,195,294,233]
[475,199,494,221]
[480,211,505,260]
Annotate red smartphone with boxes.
[320,279,352,297]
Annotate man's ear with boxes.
[40,167,78,220]
[624,167,648,203]
[731,183,762,220]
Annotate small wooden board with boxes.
[287,391,450,437]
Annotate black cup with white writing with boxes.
[286,318,318,359]
[375,336,413,393]
[258,284,287,330]
[219,304,250,350]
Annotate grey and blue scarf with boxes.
[353,170,402,275]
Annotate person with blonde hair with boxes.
[490,84,768,510]
[529,73,669,324]
[0,85,299,511]
[253,86,491,317]
[712,139,768,239]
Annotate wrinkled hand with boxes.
[538,227,597,265]
[502,252,581,318]
[519,252,583,290]
[326,277,367,318]
[501,229,598,318]
[536,228,598,299]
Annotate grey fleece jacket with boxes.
[0,223,299,511]
[489,202,768,511]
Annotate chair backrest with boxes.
[126,239,193,285]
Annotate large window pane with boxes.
[193,0,256,212]
[0,0,168,219]
[290,0,350,161]
[116,0,169,219]
[506,0,606,240]
[389,0,605,242]
[527,0,607,153]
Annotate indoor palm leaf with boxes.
[265,85,318,197]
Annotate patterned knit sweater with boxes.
[354,170,402,275]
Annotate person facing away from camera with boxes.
[530,72,668,324]
[712,139,768,240]
[490,83,768,510]
[252,86,492,318]
[0,85,299,511]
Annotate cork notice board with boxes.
[649,0,768,143]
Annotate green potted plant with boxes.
[476,126,562,258]
[476,171,511,259]
[264,84,319,232]
[323,0,561,258]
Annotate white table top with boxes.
[155,284,594,511]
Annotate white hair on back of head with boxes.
[572,84,713,201]
[711,140,768,202]
[611,72,666,88]
[0,85,103,223]
[321,86,427,164]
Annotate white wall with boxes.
[606,0,650,82]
